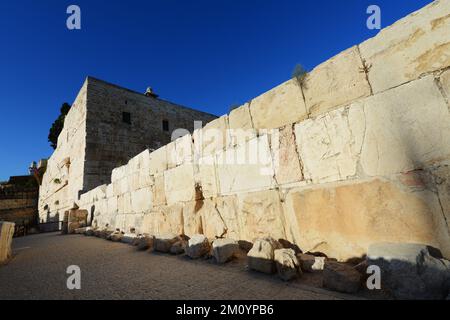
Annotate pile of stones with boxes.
[76,226,450,299]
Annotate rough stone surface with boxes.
[271,125,304,185]
[228,103,256,145]
[0,222,15,264]
[360,76,450,177]
[216,135,276,195]
[274,248,300,281]
[323,261,362,294]
[367,242,450,299]
[297,253,326,273]
[212,238,240,264]
[170,240,186,255]
[136,235,154,251]
[249,79,307,130]
[295,104,365,184]
[247,237,282,274]
[154,233,179,253]
[186,234,211,259]
[303,46,371,117]
[359,0,450,93]
[237,190,286,242]
[164,163,196,205]
[283,177,450,261]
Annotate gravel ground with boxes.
[0,232,357,300]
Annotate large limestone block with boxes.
[183,200,227,239]
[274,248,300,281]
[249,79,307,130]
[303,46,371,117]
[323,261,361,294]
[195,155,218,198]
[130,187,152,213]
[149,146,168,175]
[360,76,450,176]
[283,177,450,261]
[175,134,194,166]
[216,135,276,195]
[215,196,241,240]
[117,192,132,214]
[271,125,304,185]
[359,0,450,93]
[154,233,179,253]
[143,204,184,236]
[196,116,229,157]
[166,141,177,169]
[111,165,126,183]
[164,163,196,205]
[212,238,240,263]
[237,190,287,242]
[295,104,365,184]
[0,222,15,264]
[152,174,166,206]
[228,103,256,146]
[247,237,282,274]
[186,234,211,259]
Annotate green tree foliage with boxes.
[292,63,308,88]
[48,103,71,149]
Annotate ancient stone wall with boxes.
[76,0,450,261]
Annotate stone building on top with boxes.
[38,76,217,223]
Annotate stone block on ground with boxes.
[212,238,240,264]
[121,233,138,244]
[170,240,187,255]
[247,237,282,274]
[323,261,362,294]
[74,227,87,234]
[274,248,301,281]
[136,235,154,251]
[297,253,326,273]
[0,222,15,264]
[367,242,450,299]
[154,233,179,253]
[186,234,211,259]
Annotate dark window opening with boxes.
[125,100,128,105]
[122,112,131,124]
[162,119,169,131]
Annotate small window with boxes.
[162,119,169,131]
[122,112,131,124]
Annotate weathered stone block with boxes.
[323,261,361,293]
[149,146,168,175]
[186,234,211,259]
[250,79,307,130]
[183,199,226,239]
[164,163,196,205]
[303,46,371,117]
[215,196,241,240]
[271,125,304,185]
[359,0,450,93]
[0,222,15,264]
[228,103,256,146]
[237,190,286,242]
[194,155,218,198]
[130,187,152,213]
[142,204,184,236]
[154,233,179,253]
[152,174,166,206]
[247,237,282,274]
[441,69,450,99]
[360,76,450,176]
[274,248,300,281]
[216,135,276,195]
[198,115,229,156]
[283,177,450,261]
[175,134,193,166]
[166,141,177,169]
[212,238,240,263]
[295,103,365,184]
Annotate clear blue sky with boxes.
[0,0,432,181]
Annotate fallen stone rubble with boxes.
[80,228,450,299]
